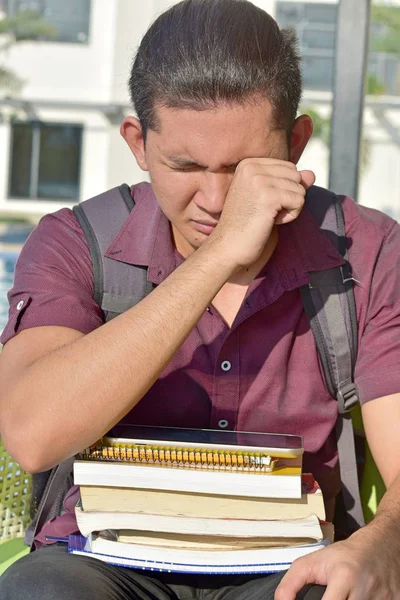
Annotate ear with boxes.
[289,114,313,164]
[120,116,149,171]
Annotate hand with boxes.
[275,524,400,600]
[210,158,315,268]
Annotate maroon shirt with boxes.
[2,182,400,543]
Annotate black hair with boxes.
[129,0,301,137]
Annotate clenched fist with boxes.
[210,158,315,269]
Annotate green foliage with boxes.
[370,4,400,55]
[0,216,31,223]
[0,10,55,97]
[0,11,56,41]
[0,66,23,94]
[302,106,371,176]
[303,107,330,145]
[365,73,386,96]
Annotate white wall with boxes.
[2,1,118,104]
[1,0,400,221]
[297,101,400,220]
[110,1,156,107]
[0,121,11,210]
[359,109,400,218]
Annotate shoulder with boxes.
[20,207,93,290]
[339,195,400,284]
[29,206,86,243]
[0,207,101,346]
[340,194,398,242]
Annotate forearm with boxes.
[349,469,400,550]
[371,471,400,528]
[3,238,235,471]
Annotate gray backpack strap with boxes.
[27,185,154,550]
[73,183,154,321]
[301,186,365,532]
[26,457,75,550]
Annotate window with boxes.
[276,1,400,96]
[9,122,82,201]
[5,0,91,43]
[276,2,337,91]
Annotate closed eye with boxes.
[170,165,204,172]
[169,164,237,173]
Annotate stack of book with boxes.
[71,425,332,574]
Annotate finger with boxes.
[265,176,307,197]
[300,170,316,189]
[251,165,304,184]
[274,550,327,600]
[242,171,306,197]
[238,158,298,170]
[273,189,305,225]
[274,557,315,600]
[318,579,351,600]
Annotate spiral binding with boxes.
[80,444,278,473]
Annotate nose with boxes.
[195,171,233,216]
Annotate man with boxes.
[1,0,400,598]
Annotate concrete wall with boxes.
[0,0,399,220]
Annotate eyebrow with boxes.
[166,155,240,169]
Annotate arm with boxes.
[275,216,400,599]
[275,394,400,600]
[0,159,313,473]
[0,241,236,472]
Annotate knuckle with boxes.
[291,555,309,571]
[335,562,358,581]
[292,170,303,183]
[282,188,304,208]
[364,575,377,595]
[252,173,270,187]
[236,158,256,173]
[294,180,306,194]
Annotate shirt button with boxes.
[221,360,232,372]
[16,301,24,311]
[218,419,229,429]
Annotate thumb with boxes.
[299,169,316,190]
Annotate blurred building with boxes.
[0,0,399,219]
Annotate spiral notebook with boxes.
[79,425,303,473]
[75,426,304,498]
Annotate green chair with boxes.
[352,405,386,522]
[0,439,31,575]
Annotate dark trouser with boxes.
[0,544,326,600]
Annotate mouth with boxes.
[192,220,218,235]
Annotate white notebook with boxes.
[68,534,329,575]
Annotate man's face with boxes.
[132,99,294,257]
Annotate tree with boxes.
[0,9,55,96]
[303,106,371,177]
[302,4,400,180]
[370,4,400,56]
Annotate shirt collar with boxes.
[105,182,180,285]
[105,183,345,289]
[270,195,346,290]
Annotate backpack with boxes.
[25,183,364,548]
